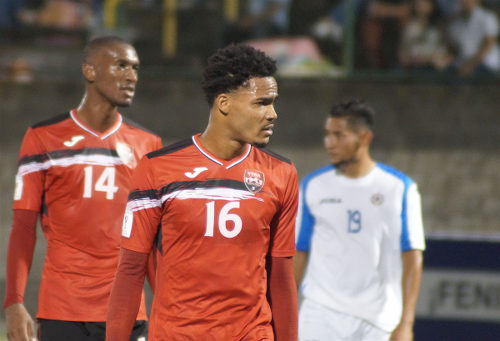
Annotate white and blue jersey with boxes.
[296,163,425,332]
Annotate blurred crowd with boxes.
[1,0,500,77]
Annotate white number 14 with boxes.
[83,166,119,200]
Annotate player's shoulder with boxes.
[376,162,415,185]
[121,116,160,138]
[146,137,193,159]
[254,146,292,165]
[302,164,335,186]
[31,112,70,129]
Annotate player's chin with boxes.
[116,98,134,107]
[253,135,271,147]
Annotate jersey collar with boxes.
[192,133,252,169]
[70,109,122,140]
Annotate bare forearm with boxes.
[400,250,423,323]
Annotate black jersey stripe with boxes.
[31,112,70,129]
[18,148,119,165]
[255,146,292,164]
[147,138,193,159]
[128,179,248,201]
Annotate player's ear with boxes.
[82,63,96,82]
[215,93,230,116]
[361,129,374,145]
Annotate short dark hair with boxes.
[83,36,131,63]
[201,44,277,105]
[329,99,375,131]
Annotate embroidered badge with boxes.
[371,193,384,206]
[244,169,265,193]
[116,142,136,168]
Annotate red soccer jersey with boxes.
[12,109,162,321]
[121,134,298,340]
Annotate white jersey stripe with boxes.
[127,187,264,213]
[17,154,124,176]
[161,187,263,202]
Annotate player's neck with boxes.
[76,97,118,132]
[199,128,248,161]
[338,156,376,179]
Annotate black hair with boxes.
[83,36,131,63]
[329,99,375,131]
[201,44,277,105]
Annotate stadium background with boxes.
[1,1,500,340]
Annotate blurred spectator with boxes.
[436,0,460,17]
[223,0,291,44]
[0,0,27,38]
[359,0,411,69]
[310,0,366,64]
[36,0,92,30]
[288,0,338,36]
[446,0,500,76]
[399,0,446,71]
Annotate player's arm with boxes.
[294,177,314,289]
[391,181,425,341]
[106,248,149,341]
[268,165,300,340]
[6,128,46,341]
[268,256,298,341]
[390,250,423,341]
[107,154,161,340]
[4,209,38,341]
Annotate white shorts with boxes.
[298,298,391,341]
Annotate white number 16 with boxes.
[204,201,242,238]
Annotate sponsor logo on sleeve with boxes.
[122,209,134,238]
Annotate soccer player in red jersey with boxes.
[106,44,299,341]
[3,36,162,341]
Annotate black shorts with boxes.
[37,319,148,341]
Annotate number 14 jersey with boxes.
[122,134,298,340]
[13,109,162,321]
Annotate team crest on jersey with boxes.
[244,169,265,193]
[116,142,137,168]
[371,193,384,206]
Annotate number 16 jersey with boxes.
[122,134,298,340]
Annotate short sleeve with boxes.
[121,155,162,254]
[295,178,315,252]
[401,183,426,252]
[269,164,299,257]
